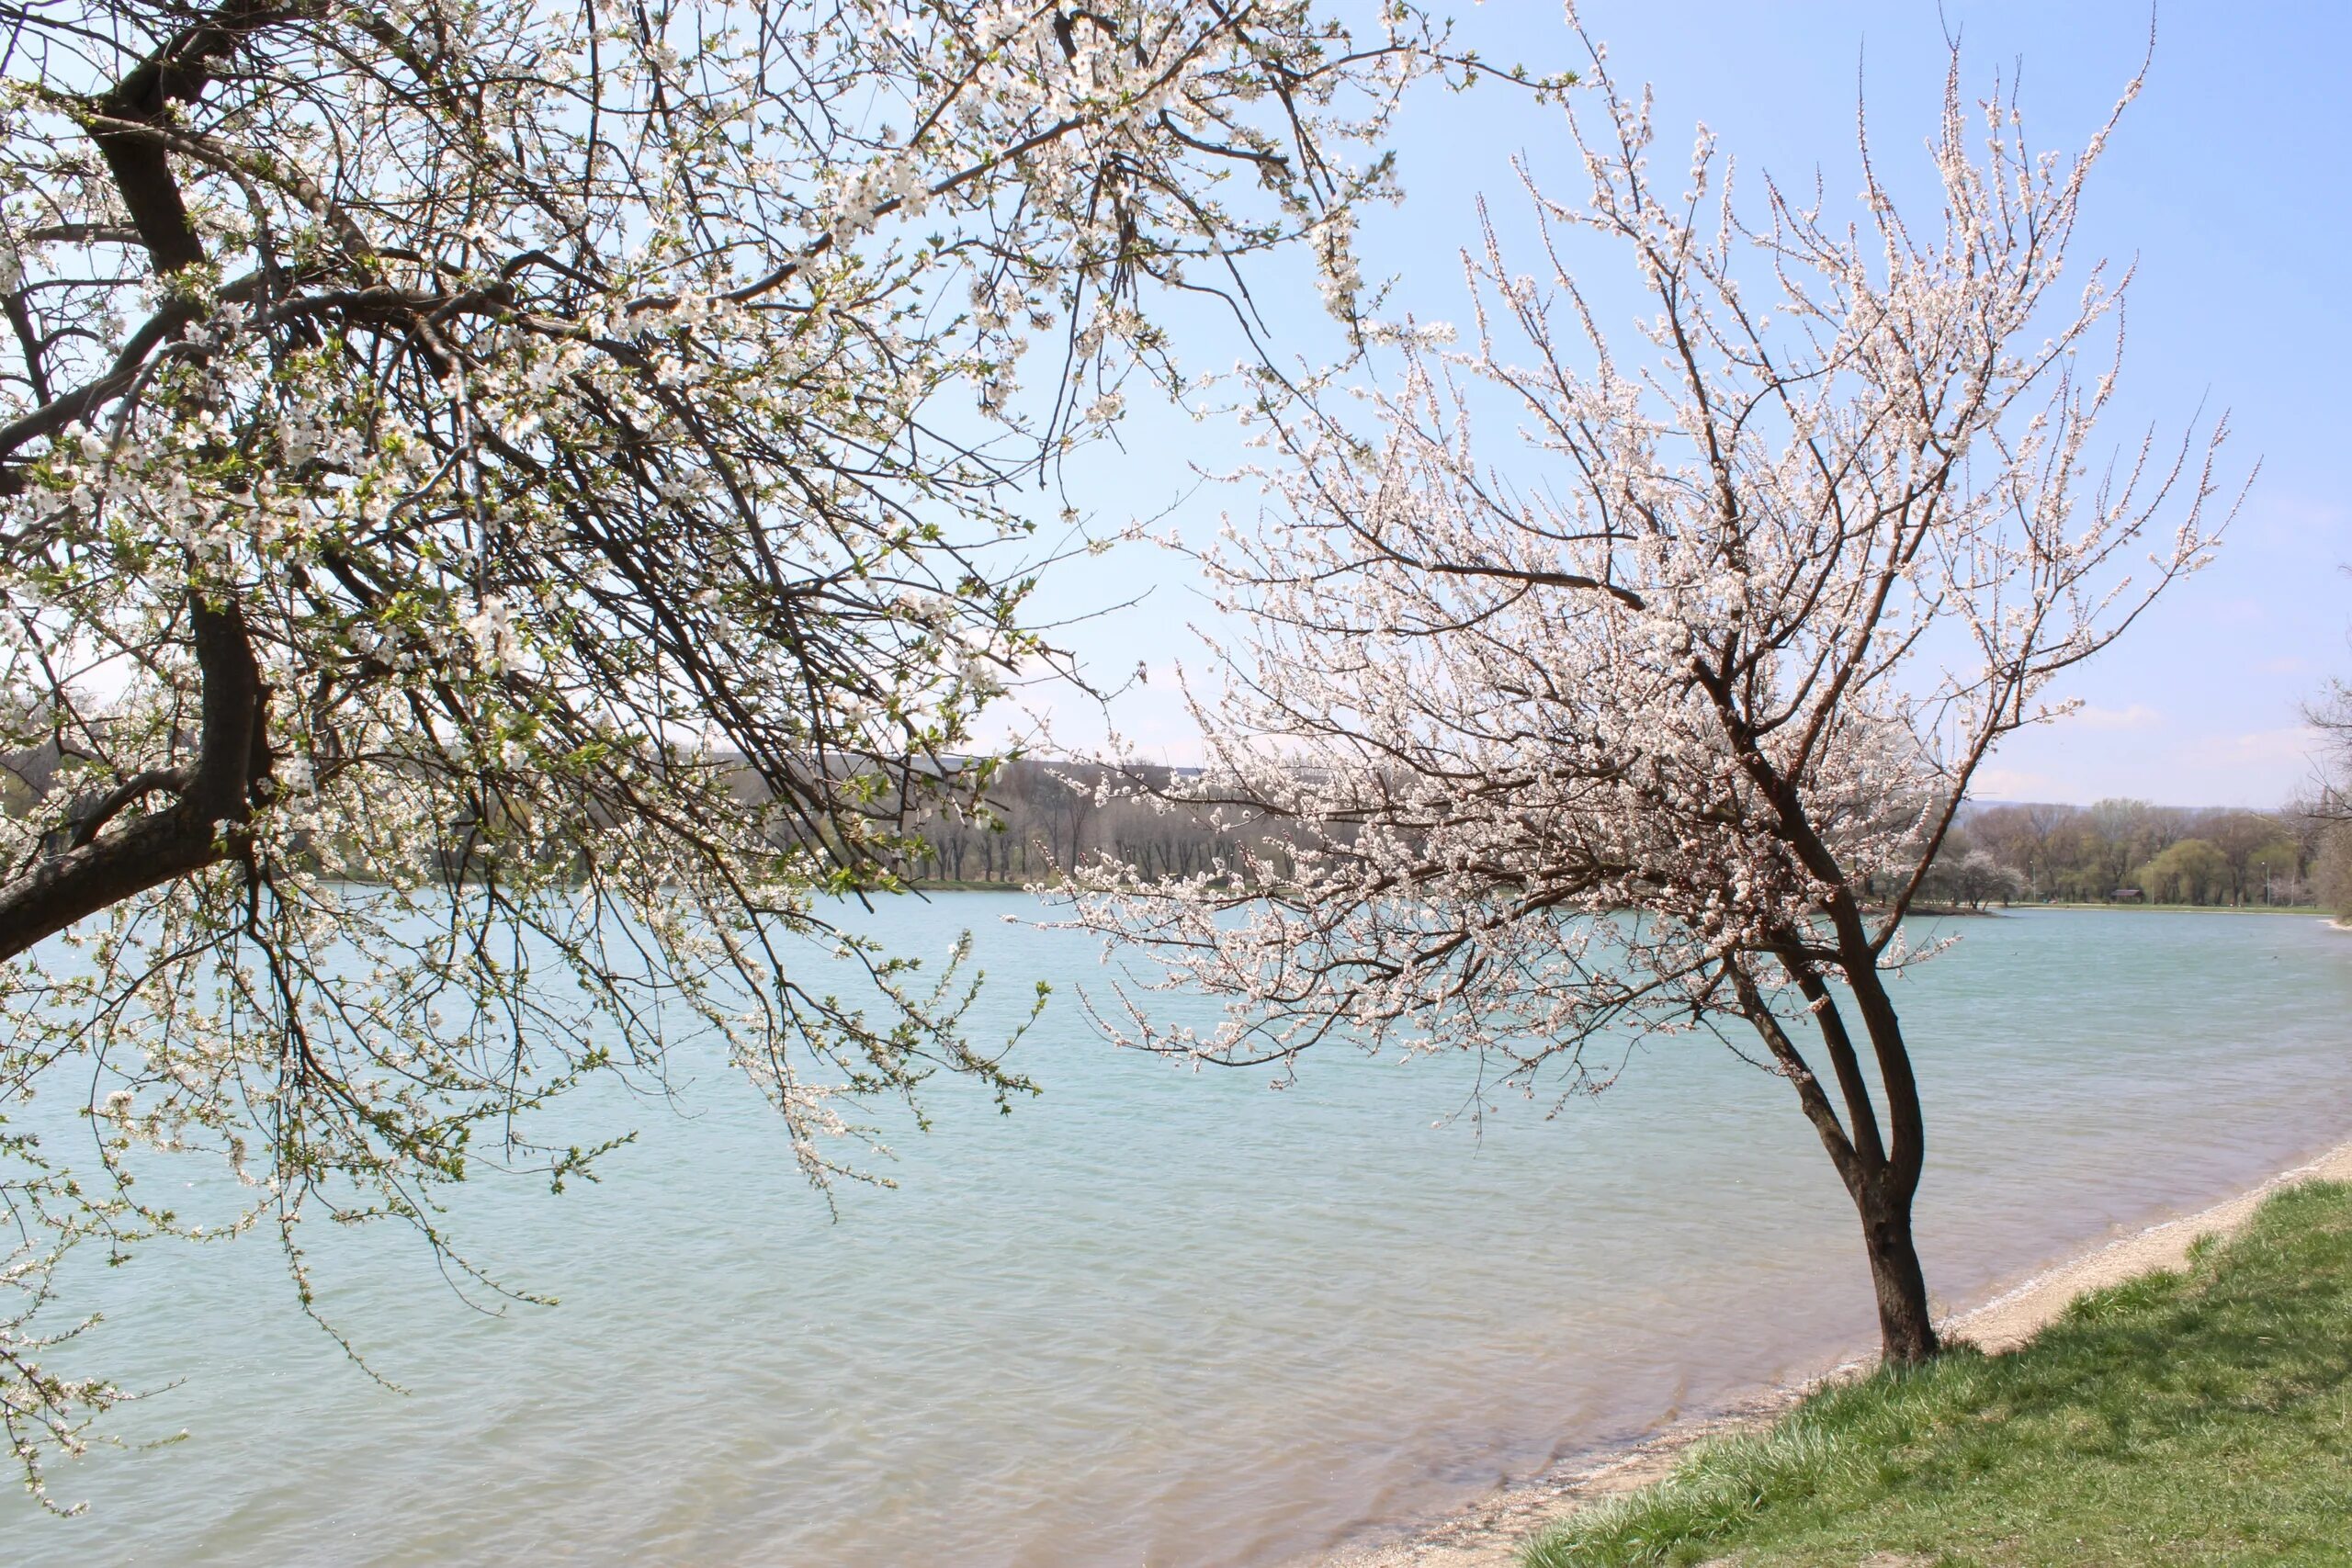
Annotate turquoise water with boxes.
[8,903,2351,1566]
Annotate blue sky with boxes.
[1015,1,2352,808]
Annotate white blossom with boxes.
[0,0,1460,1503]
[1059,28,2237,1365]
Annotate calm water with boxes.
[9,904,2352,1566]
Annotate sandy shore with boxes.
[1306,1135,2352,1568]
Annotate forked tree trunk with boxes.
[1857,1177,1939,1365]
[1732,946,1941,1367]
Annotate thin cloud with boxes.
[2063,703,2165,732]
[2195,725,2323,766]
[1970,766,2055,800]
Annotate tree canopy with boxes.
[1065,36,2236,1364]
[0,0,1511,1502]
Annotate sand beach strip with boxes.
[1308,1136,2352,1568]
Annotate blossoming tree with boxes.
[0,0,1506,1500]
[1066,41,2236,1365]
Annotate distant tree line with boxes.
[908,761,2327,912]
[1918,675,2352,923]
[2306,682,2352,922]
[911,760,1283,886]
[1930,801,2322,909]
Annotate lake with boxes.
[8,902,2351,1566]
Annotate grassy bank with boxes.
[1524,1181,2352,1567]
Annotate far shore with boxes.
[905,882,2332,919]
[2024,899,2324,916]
[1306,1133,2352,1568]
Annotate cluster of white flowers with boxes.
[459,596,518,671]
[1310,208,1364,320]
[0,0,1454,1504]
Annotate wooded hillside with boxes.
[910,761,2329,910]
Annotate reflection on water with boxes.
[9,905,2351,1567]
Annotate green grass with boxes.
[1523,1182,2352,1568]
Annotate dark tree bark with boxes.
[1838,950,1939,1364]
[1735,914,1939,1367]
[0,3,281,962]
[1859,1180,1938,1365]
[0,597,267,961]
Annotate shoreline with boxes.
[1305,1132,2352,1568]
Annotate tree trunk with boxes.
[0,595,266,961]
[1858,1177,1939,1365]
[1733,952,1941,1368]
